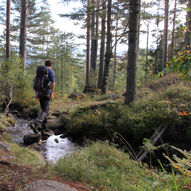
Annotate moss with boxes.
[65,85,191,149]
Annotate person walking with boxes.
[31,59,55,134]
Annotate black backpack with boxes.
[33,66,51,93]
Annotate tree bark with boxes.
[90,0,97,71]
[86,0,91,86]
[145,22,149,86]
[19,0,28,69]
[124,0,140,104]
[98,0,106,89]
[101,0,112,94]
[162,0,169,70]
[170,0,177,59]
[6,0,11,59]
[112,15,119,90]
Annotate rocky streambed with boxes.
[6,116,78,163]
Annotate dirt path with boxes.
[0,163,90,191]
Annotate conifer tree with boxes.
[125,0,141,104]
[19,0,28,68]
[6,0,11,58]
[101,0,112,94]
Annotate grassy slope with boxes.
[52,142,189,191]
[0,73,191,190]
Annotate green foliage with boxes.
[167,50,191,80]
[65,84,191,147]
[11,143,45,167]
[165,146,191,176]
[51,142,187,191]
[0,114,15,132]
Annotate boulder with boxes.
[23,133,41,145]
[23,180,77,191]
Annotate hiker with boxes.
[31,59,55,134]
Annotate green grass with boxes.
[11,143,45,167]
[0,113,15,132]
[51,142,188,191]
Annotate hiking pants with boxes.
[36,94,51,127]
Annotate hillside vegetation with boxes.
[0,74,191,190]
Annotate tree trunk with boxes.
[90,0,97,71]
[124,0,140,104]
[145,22,149,86]
[112,15,119,90]
[162,0,169,70]
[185,0,191,49]
[170,0,177,59]
[19,0,28,69]
[86,0,91,86]
[6,0,11,59]
[101,0,112,94]
[98,0,106,89]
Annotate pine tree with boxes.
[6,0,11,58]
[125,0,141,104]
[101,0,112,94]
[19,0,28,68]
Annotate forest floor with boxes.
[0,73,190,191]
[0,134,91,191]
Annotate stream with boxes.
[6,117,78,163]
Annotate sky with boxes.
[0,0,187,53]
[47,0,84,34]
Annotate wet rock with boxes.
[51,111,61,117]
[54,138,59,143]
[23,133,41,145]
[0,160,10,165]
[23,180,77,191]
[46,117,65,132]
[54,129,63,135]
[0,142,11,152]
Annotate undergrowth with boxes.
[51,142,188,191]
[65,85,191,148]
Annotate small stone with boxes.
[54,138,59,143]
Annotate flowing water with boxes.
[45,135,78,163]
[7,117,78,163]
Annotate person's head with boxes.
[45,59,53,68]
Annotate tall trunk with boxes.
[185,0,191,49]
[19,0,28,69]
[61,49,64,93]
[112,16,119,90]
[101,0,112,94]
[162,0,169,70]
[86,0,91,86]
[6,0,11,59]
[124,0,140,104]
[90,0,96,71]
[98,0,106,89]
[145,22,149,86]
[170,0,177,59]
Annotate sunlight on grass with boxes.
[51,142,188,191]
[11,143,45,167]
